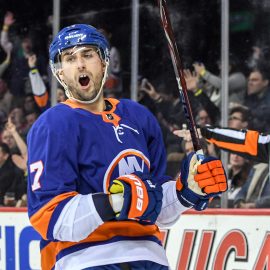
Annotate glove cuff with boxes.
[177,188,209,211]
[92,193,115,221]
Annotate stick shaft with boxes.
[157,0,202,152]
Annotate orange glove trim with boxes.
[117,174,149,219]
[219,183,228,192]
[176,176,183,191]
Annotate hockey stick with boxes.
[157,0,204,158]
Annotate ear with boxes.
[102,62,106,73]
[57,69,64,81]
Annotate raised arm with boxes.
[1,11,15,53]
[174,126,270,163]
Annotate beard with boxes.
[68,73,103,102]
[76,88,99,102]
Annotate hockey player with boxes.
[27,24,227,270]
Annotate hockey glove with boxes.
[176,152,227,211]
[109,173,163,224]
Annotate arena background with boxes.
[1,0,270,94]
[1,1,270,269]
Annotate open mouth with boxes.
[79,74,90,87]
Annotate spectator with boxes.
[28,54,67,110]
[24,110,40,133]
[23,94,40,115]
[8,106,27,136]
[193,54,247,107]
[137,77,157,115]
[196,107,213,127]
[28,54,50,111]
[138,79,185,156]
[0,11,14,54]
[227,153,251,207]
[3,118,27,204]
[184,69,220,125]
[1,128,17,152]
[228,105,250,129]
[234,163,270,208]
[0,49,11,77]
[246,44,270,70]
[1,116,26,158]
[244,66,270,132]
[181,136,214,157]
[0,109,7,132]
[174,105,251,142]
[0,78,13,114]
[0,142,22,206]
[98,27,122,96]
[1,11,48,100]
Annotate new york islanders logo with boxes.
[103,149,150,192]
[112,124,139,143]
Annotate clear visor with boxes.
[52,45,103,71]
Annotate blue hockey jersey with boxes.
[27,98,185,270]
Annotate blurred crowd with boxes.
[1,11,270,209]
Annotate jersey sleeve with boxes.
[27,112,80,239]
[201,126,270,163]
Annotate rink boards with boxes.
[0,208,269,270]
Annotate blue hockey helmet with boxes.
[49,24,110,64]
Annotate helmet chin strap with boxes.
[55,61,109,105]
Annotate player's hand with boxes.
[109,173,163,224]
[176,152,227,211]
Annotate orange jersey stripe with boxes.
[63,98,121,126]
[208,130,259,156]
[41,221,160,270]
[34,91,49,108]
[30,191,78,239]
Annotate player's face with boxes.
[58,45,105,102]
